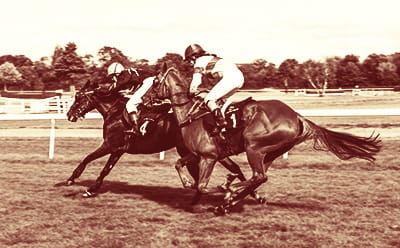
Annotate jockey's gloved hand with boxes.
[189,85,198,95]
[94,87,109,95]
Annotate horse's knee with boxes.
[197,184,209,194]
[252,173,268,183]
[175,159,184,170]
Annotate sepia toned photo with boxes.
[0,0,399,247]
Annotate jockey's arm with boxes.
[126,76,155,112]
[190,67,203,93]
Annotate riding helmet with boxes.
[184,44,206,61]
[107,62,125,76]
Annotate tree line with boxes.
[0,42,399,93]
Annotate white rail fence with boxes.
[0,96,73,114]
[0,89,398,160]
[0,107,399,160]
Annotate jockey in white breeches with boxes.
[184,44,244,129]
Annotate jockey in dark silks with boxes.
[101,62,154,135]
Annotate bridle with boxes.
[155,68,191,107]
[71,90,95,118]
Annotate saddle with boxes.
[182,97,256,156]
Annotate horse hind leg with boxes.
[215,148,271,215]
[216,175,269,215]
[218,157,265,203]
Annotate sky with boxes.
[1,0,399,65]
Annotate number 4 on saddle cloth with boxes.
[122,102,172,136]
[182,97,256,157]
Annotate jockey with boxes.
[184,44,245,132]
[103,62,155,135]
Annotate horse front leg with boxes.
[189,157,217,212]
[175,154,199,189]
[83,150,124,197]
[67,143,111,185]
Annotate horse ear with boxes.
[91,81,99,89]
[162,62,168,72]
[82,80,91,90]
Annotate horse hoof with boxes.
[82,190,96,198]
[182,182,195,189]
[214,206,229,216]
[257,197,267,204]
[187,205,206,213]
[66,180,74,186]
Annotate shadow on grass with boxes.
[266,201,326,211]
[58,179,238,212]
[56,180,325,213]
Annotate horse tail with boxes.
[302,118,382,162]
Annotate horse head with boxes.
[150,65,191,106]
[67,80,99,122]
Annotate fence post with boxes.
[49,119,55,159]
[159,151,165,160]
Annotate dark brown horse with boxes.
[66,80,254,200]
[147,66,382,215]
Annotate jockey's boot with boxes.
[211,108,227,136]
[125,111,140,135]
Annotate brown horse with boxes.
[66,80,257,201]
[147,66,382,215]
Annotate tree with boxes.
[377,61,400,86]
[299,60,329,96]
[390,53,400,77]
[0,62,22,90]
[278,59,301,89]
[0,55,33,67]
[238,59,278,89]
[362,54,388,86]
[131,59,156,80]
[333,55,365,88]
[34,59,57,90]
[324,57,340,88]
[52,42,86,90]
[18,65,44,90]
[155,53,192,80]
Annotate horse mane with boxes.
[94,92,128,116]
[165,67,190,88]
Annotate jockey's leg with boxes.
[125,100,140,135]
[126,111,140,135]
[205,75,242,131]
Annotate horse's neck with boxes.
[171,100,192,124]
[167,76,193,124]
[94,96,123,118]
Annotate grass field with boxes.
[0,94,399,248]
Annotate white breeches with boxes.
[126,98,139,113]
[205,70,244,110]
